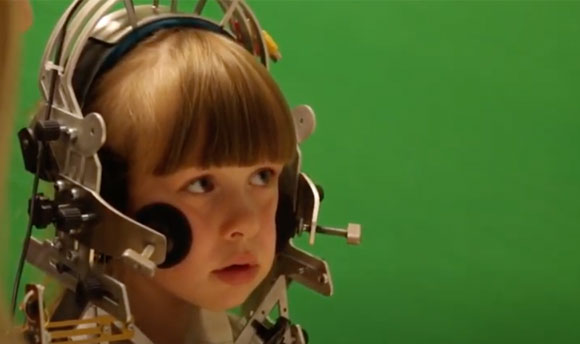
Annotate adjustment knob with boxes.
[28,194,55,229]
[56,206,82,231]
[315,223,363,245]
[346,223,362,245]
[34,120,61,141]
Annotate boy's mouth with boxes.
[213,254,259,285]
[219,264,254,272]
[213,264,259,285]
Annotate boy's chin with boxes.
[198,290,253,312]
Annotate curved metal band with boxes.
[39,0,270,118]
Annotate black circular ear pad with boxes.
[135,203,193,269]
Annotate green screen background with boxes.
[5,1,580,343]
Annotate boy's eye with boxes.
[250,168,276,187]
[185,176,214,194]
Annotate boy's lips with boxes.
[216,252,258,269]
[212,253,259,285]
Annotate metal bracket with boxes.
[26,237,133,324]
[276,242,333,296]
[235,276,299,344]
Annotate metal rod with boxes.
[316,226,346,238]
[123,0,138,28]
[220,0,240,26]
[193,0,207,15]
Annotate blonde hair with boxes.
[0,2,25,342]
[82,26,297,332]
[85,28,296,178]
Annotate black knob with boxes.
[18,128,38,174]
[28,194,55,229]
[56,206,83,231]
[84,276,106,300]
[75,276,106,304]
[55,263,72,274]
[34,120,61,142]
[253,316,291,344]
[18,127,59,181]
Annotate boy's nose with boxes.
[220,193,260,240]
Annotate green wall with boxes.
[6,1,580,343]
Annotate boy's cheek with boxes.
[258,221,276,263]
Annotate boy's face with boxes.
[128,163,283,310]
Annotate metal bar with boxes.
[123,0,138,27]
[219,0,240,27]
[193,0,207,14]
[316,226,347,238]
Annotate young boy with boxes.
[13,1,359,343]
[85,27,295,343]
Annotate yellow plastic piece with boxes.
[46,315,135,344]
[262,30,282,62]
[20,284,134,344]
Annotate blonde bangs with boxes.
[86,28,296,176]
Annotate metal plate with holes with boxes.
[25,237,133,324]
[41,107,106,191]
[59,177,167,265]
[49,109,106,157]
[276,242,333,296]
[235,276,294,344]
[90,273,133,323]
[26,237,81,291]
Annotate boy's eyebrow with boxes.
[173,167,210,179]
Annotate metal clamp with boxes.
[121,244,156,277]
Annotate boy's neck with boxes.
[125,270,193,343]
[122,269,235,343]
